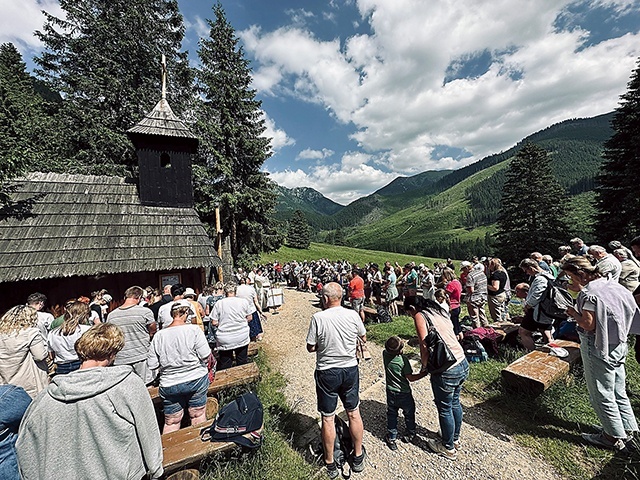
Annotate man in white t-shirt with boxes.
[306,282,367,478]
[158,284,187,329]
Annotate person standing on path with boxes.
[306,282,367,479]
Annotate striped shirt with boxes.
[108,305,154,365]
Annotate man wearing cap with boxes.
[307,282,367,478]
[107,286,157,383]
[183,287,205,331]
[158,284,186,329]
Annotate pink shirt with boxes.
[445,279,462,310]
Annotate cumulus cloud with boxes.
[296,148,334,160]
[243,0,640,186]
[0,0,64,53]
[269,152,396,204]
[184,15,210,42]
[262,112,295,153]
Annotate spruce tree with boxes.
[595,59,640,243]
[0,43,57,206]
[194,3,282,261]
[35,0,193,175]
[495,143,570,270]
[287,210,311,249]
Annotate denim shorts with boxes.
[159,374,210,415]
[315,366,360,416]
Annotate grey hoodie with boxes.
[16,365,163,480]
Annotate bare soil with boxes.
[261,288,564,480]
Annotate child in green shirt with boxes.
[383,335,428,450]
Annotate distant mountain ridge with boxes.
[274,111,614,258]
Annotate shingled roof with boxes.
[127,98,197,139]
[0,172,220,283]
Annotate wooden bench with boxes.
[501,339,581,395]
[162,423,237,477]
[148,362,261,406]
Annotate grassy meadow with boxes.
[260,242,448,268]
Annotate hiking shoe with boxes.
[352,445,366,473]
[325,462,339,479]
[427,438,457,460]
[582,432,626,451]
[402,432,416,443]
[591,425,635,443]
[384,434,398,451]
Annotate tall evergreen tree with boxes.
[35,0,193,175]
[495,143,570,270]
[287,210,311,249]
[0,43,57,206]
[595,59,640,243]
[194,3,282,261]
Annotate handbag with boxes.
[422,311,457,374]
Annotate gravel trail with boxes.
[261,288,564,480]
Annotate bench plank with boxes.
[162,424,236,475]
[148,362,260,404]
[501,339,581,395]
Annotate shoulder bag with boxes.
[422,311,457,374]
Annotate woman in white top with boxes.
[147,300,211,434]
[0,305,49,398]
[48,301,91,375]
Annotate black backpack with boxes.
[333,415,353,479]
[201,391,264,450]
[536,276,574,324]
[376,305,393,323]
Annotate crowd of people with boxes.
[2,235,640,478]
[0,276,275,480]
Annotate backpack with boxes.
[376,305,393,323]
[460,335,488,362]
[536,276,574,324]
[333,415,353,479]
[200,391,264,450]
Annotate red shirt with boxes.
[445,279,462,310]
[349,276,365,299]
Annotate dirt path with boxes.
[261,288,564,480]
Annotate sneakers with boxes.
[581,432,626,451]
[454,439,461,450]
[384,434,398,451]
[325,462,339,479]
[427,438,457,460]
[352,445,367,473]
[402,432,416,443]
[591,425,635,443]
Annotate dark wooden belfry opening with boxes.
[127,54,198,208]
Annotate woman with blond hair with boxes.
[487,258,510,323]
[563,256,640,450]
[16,323,163,480]
[0,305,49,398]
[47,301,92,375]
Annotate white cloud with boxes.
[184,15,210,42]
[0,0,64,53]
[242,0,640,182]
[296,148,334,160]
[262,112,295,153]
[269,151,396,204]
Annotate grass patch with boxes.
[201,352,318,480]
[366,317,640,480]
[260,242,450,268]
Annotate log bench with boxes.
[501,339,581,396]
[162,423,237,478]
[148,362,261,407]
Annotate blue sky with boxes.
[3,1,640,204]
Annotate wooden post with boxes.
[215,205,223,282]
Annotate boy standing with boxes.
[383,336,427,450]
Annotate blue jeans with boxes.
[386,390,416,440]
[430,359,469,450]
[578,332,638,438]
[159,374,210,415]
[0,385,32,480]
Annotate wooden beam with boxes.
[501,339,581,396]
[148,362,260,405]
[162,424,236,475]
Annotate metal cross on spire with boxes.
[161,54,167,100]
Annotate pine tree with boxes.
[194,3,282,261]
[287,210,311,249]
[595,59,640,243]
[495,143,570,270]
[35,0,193,175]
[0,43,57,206]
